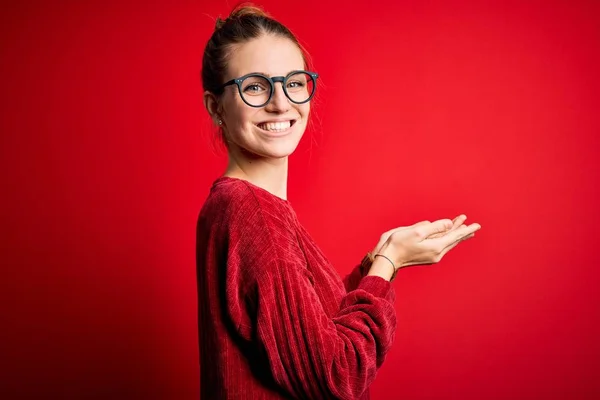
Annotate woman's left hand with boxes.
[370,215,468,255]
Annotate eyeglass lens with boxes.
[240,72,315,107]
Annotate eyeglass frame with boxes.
[217,70,319,108]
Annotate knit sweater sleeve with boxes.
[225,193,397,399]
[342,261,368,293]
[343,260,396,305]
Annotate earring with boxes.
[218,119,223,126]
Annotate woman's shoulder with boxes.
[210,175,290,207]
[201,176,296,229]
[199,177,302,268]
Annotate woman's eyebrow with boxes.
[242,71,298,77]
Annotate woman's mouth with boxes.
[256,119,296,133]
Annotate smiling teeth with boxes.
[258,121,291,132]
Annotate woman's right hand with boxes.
[379,217,481,269]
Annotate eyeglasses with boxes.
[219,70,319,108]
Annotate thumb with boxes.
[420,219,453,238]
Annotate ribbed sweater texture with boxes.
[196,176,397,399]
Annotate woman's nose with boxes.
[266,83,291,112]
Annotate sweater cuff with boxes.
[357,275,392,299]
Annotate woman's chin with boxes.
[240,142,300,160]
[258,144,299,159]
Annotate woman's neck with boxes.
[224,151,289,201]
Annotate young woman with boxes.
[197,4,481,399]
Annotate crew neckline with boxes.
[213,176,292,205]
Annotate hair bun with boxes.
[214,3,270,32]
[228,3,271,20]
[215,17,226,30]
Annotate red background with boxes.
[2,0,599,399]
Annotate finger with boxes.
[440,230,476,256]
[445,223,481,244]
[440,229,473,253]
[452,215,467,229]
[422,220,449,238]
[430,215,467,239]
[387,220,430,238]
[426,224,472,251]
[418,219,453,239]
[427,231,444,239]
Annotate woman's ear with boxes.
[203,91,222,125]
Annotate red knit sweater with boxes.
[196,176,397,399]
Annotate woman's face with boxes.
[216,34,310,159]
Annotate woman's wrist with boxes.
[366,247,399,282]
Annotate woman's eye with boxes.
[287,81,304,88]
[245,84,262,92]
